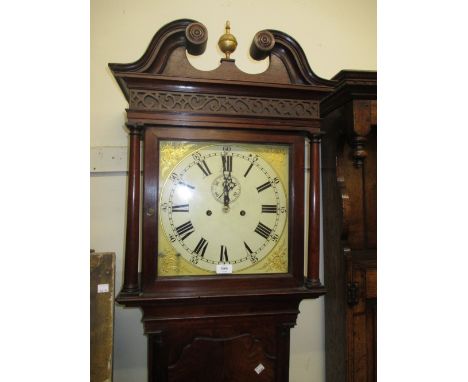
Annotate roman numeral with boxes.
[244,241,253,254]
[243,163,254,177]
[196,160,212,177]
[193,237,208,257]
[179,181,195,190]
[256,181,272,193]
[244,241,258,263]
[219,245,229,262]
[244,241,258,264]
[254,222,273,240]
[175,221,195,240]
[172,204,189,212]
[261,204,277,213]
[222,155,232,172]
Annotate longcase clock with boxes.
[109,19,333,381]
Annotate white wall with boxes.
[90,1,376,381]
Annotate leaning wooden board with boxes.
[91,252,115,382]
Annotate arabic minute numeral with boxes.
[192,152,202,161]
[170,173,181,183]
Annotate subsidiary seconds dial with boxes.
[159,143,288,273]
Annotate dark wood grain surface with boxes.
[122,126,141,293]
[321,70,377,382]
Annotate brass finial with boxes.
[218,20,237,59]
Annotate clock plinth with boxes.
[109,19,333,381]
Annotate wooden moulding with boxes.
[306,133,323,288]
[121,124,142,294]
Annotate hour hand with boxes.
[223,181,230,207]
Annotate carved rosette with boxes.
[130,90,319,119]
[185,22,208,56]
[250,30,275,60]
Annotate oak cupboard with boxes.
[321,70,377,382]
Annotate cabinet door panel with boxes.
[168,334,275,382]
[347,262,376,382]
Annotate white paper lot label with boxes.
[216,264,232,274]
[255,364,265,374]
[97,284,109,293]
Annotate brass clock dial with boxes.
[157,141,289,276]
